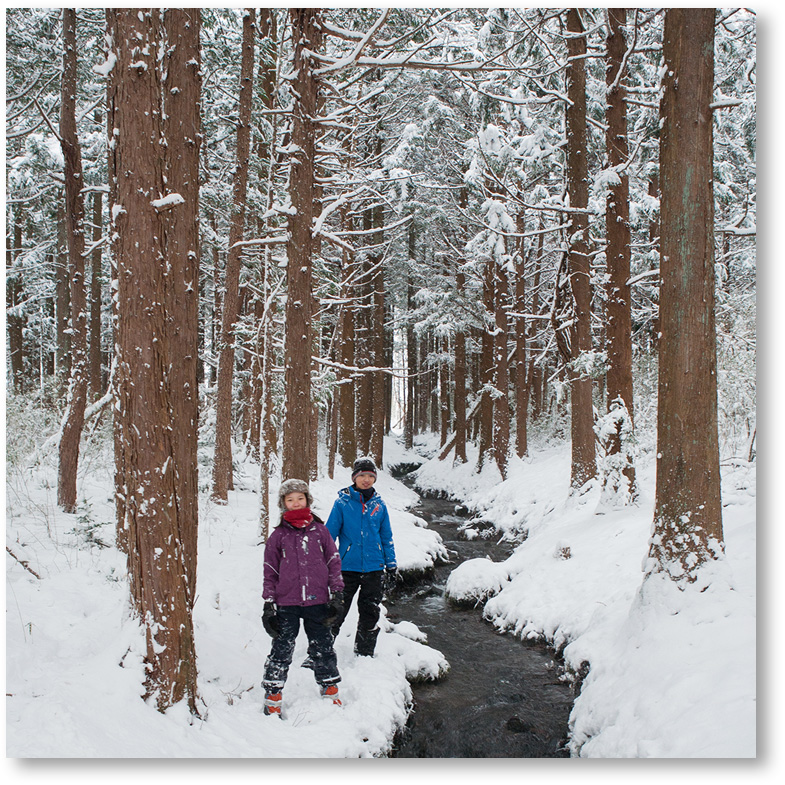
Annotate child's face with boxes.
[284,491,308,511]
[354,472,376,490]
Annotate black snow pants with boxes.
[333,570,384,656]
[263,604,340,692]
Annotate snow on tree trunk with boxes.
[57,8,89,514]
[647,8,724,582]
[212,9,256,502]
[109,8,198,712]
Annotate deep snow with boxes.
[3,423,765,776]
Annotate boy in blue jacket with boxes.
[325,457,397,657]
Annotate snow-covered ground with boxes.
[5,433,448,761]
[3,424,767,776]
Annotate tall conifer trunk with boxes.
[565,8,596,490]
[57,8,89,514]
[109,7,199,712]
[648,8,723,580]
[212,10,256,501]
[514,210,529,457]
[282,8,322,482]
[89,190,104,400]
[602,7,637,502]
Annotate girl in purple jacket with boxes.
[261,479,345,718]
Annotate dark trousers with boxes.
[334,570,384,656]
[263,604,340,692]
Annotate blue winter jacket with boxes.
[325,486,397,573]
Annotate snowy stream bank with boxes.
[388,488,573,757]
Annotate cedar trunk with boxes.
[453,266,468,464]
[163,9,202,590]
[649,9,723,579]
[110,8,199,712]
[565,8,596,490]
[7,207,26,392]
[89,190,104,400]
[57,9,89,514]
[514,211,529,457]
[282,8,322,482]
[493,255,510,479]
[604,7,636,496]
[212,9,256,501]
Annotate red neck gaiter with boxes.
[283,508,312,528]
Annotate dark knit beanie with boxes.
[351,457,377,481]
[278,478,313,511]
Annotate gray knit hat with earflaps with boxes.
[278,478,313,511]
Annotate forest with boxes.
[6,7,756,738]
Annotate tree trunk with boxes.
[493,254,511,479]
[453,266,468,464]
[109,7,199,712]
[212,9,256,501]
[89,190,104,400]
[439,336,451,448]
[55,203,70,385]
[453,187,469,464]
[477,257,496,471]
[648,8,723,581]
[404,219,417,450]
[565,8,596,491]
[162,8,202,591]
[57,8,89,514]
[259,293,278,541]
[602,7,636,502]
[282,8,321,482]
[337,227,357,466]
[514,211,529,457]
[7,206,26,392]
[369,186,386,468]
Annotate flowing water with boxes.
[387,488,574,758]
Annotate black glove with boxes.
[325,590,345,627]
[262,601,279,639]
[383,567,399,595]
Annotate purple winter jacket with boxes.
[262,514,344,607]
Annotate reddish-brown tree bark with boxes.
[163,8,202,591]
[7,206,26,392]
[565,8,596,490]
[213,9,256,501]
[55,203,70,384]
[514,211,529,458]
[109,8,199,712]
[282,8,322,482]
[57,8,89,514]
[88,190,104,400]
[648,8,723,580]
[493,253,511,479]
[603,7,637,499]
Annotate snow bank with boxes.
[6,438,450,758]
[416,443,757,758]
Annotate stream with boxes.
[387,483,574,758]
